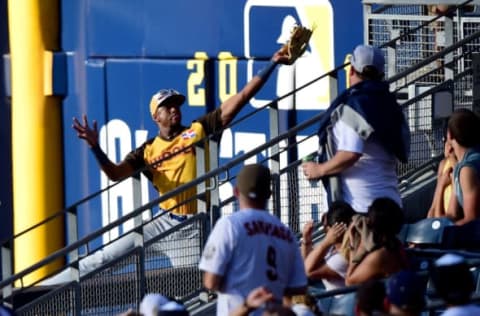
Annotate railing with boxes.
[2,1,480,313]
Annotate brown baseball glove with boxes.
[280,25,314,65]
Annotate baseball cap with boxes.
[149,89,186,117]
[386,270,426,311]
[139,293,189,316]
[431,253,474,304]
[236,164,272,200]
[291,304,316,316]
[435,253,465,266]
[350,45,385,74]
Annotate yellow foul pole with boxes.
[8,0,65,284]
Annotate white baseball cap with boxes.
[139,293,187,316]
[350,45,385,74]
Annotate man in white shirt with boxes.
[199,164,307,316]
[302,45,410,213]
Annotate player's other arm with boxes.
[202,271,223,291]
[72,115,135,181]
[219,48,290,127]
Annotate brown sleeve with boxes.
[195,108,223,136]
[124,137,154,181]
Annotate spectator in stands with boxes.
[302,44,410,214]
[444,109,480,225]
[229,286,316,316]
[41,48,292,285]
[199,164,308,316]
[118,293,190,316]
[302,201,355,290]
[431,253,480,315]
[429,5,451,14]
[344,198,408,285]
[385,270,426,316]
[427,134,457,219]
[355,279,389,316]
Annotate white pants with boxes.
[40,212,200,285]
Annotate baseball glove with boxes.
[281,25,314,65]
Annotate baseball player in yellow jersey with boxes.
[73,49,290,216]
[41,47,293,285]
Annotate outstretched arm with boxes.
[72,115,134,181]
[219,49,291,127]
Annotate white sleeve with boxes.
[198,217,235,276]
[333,120,364,154]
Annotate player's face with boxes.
[155,102,182,128]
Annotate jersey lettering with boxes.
[148,145,195,169]
[266,246,278,281]
[244,220,293,243]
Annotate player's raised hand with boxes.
[72,114,99,148]
[273,25,313,65]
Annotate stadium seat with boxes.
[404,217,454,248]
[442,219,480,250]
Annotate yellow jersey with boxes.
[125,109,222,215]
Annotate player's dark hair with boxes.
[353,65,384,81]
[431,260,475,305]
[447,108,480,148]
[367,197,404,248]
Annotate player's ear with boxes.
[152,111,159,122]
[349,65,355,77]
[233,186,240,198]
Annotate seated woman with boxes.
[427,135,457,219]
[344,197,408,285]
[445,109,480,225]
[301,201,355,290]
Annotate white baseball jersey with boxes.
[199,208,307,316]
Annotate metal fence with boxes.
[15,214,207,316]
[365,1,480,177]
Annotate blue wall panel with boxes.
[63,59,108,246]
